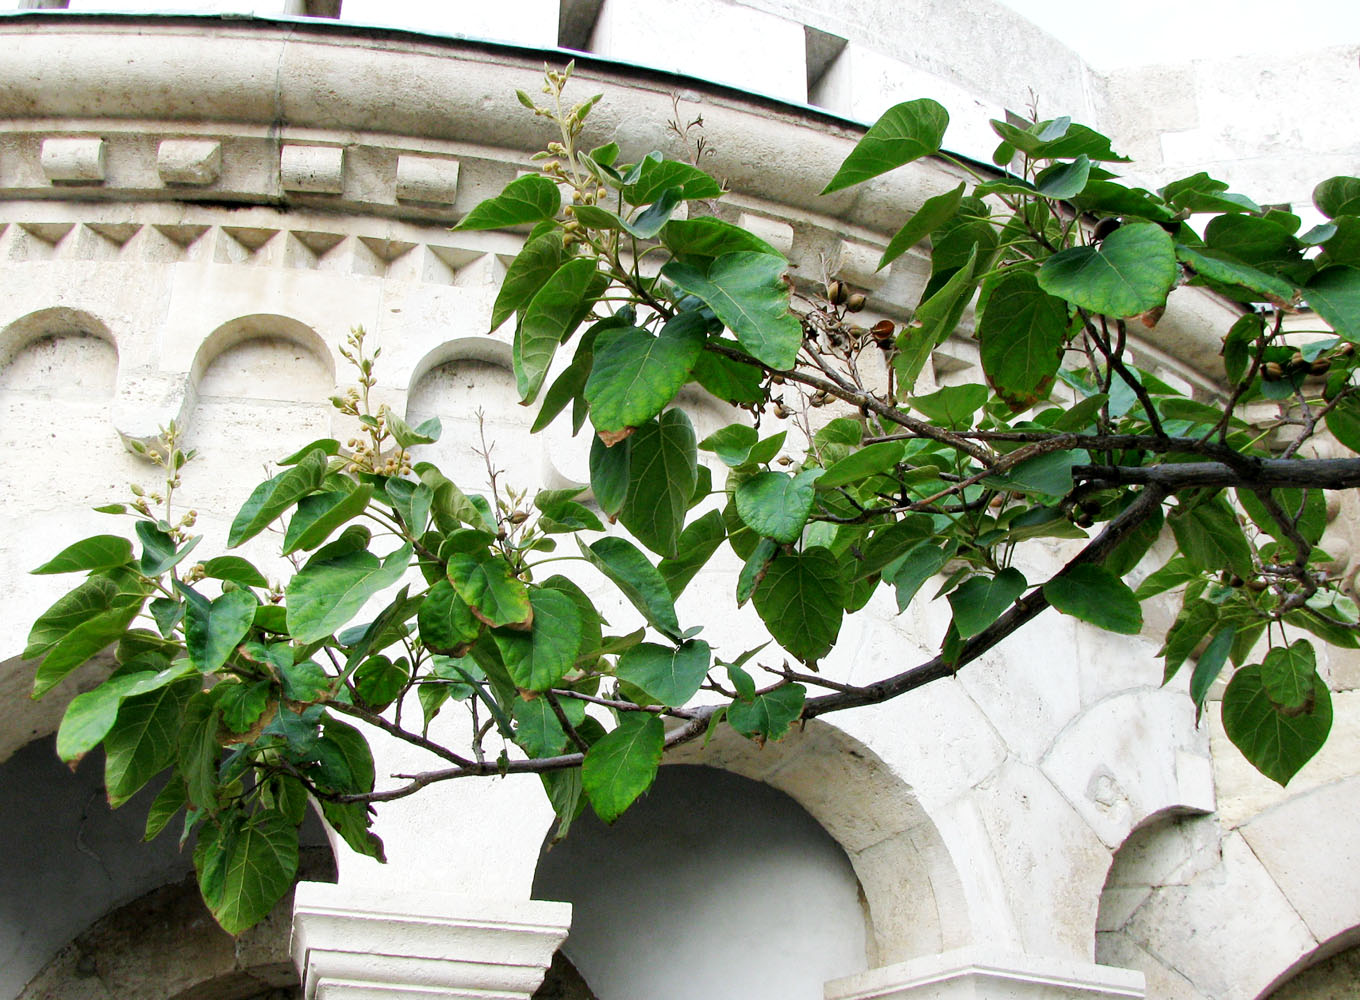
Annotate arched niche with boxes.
[183,315,336,516]
[0,308,131,513]
[531,764,870,1000]
[406,338,543,491]
[2,732,336,1000]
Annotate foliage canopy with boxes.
[26,65,1360,931]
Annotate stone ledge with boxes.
[291,882,570,1000]
[824,946,1145,999]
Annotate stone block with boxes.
[396,152,460,204]
[40,136,106,184]
[281,143,345,194]
[157,138,222,185]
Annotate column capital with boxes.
[290,881,571,1000]
[825,946,1145,1000]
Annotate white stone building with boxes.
[1,2,1358,998]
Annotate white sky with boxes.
[994,0,1360,67]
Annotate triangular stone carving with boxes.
[86,222,143,246]
[292,230,346,258]
[18,222,74,245]
[358,236,416,263]
[221,227,279,252]
[153,224,210,248]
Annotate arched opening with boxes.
[1,734,336,999]
[531,764,869,1000]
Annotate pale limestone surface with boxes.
[0,8,1356,1000]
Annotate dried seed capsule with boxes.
[870,319,895,346]
[1262,361,1284,381]
[846,293,868,313]
[827,280,847,305]
[1310,358,1333,376]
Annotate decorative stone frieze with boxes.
[290,882,570,1000]
[40,137,106,184]
[157,138,223,185]
[824,947,1145,1000]
[282,144,346,194]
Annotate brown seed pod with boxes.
[870,319,895,346]
[1338,342,1356,358]
[773,402,790,419]
[1262,361,1285,381]
[1310,358,1333,376]
[846,293,868,313]
[826,279,847,305]
[1092,216,1122,242]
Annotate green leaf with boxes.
[30,571,150,698]
[699,425,787,468]
[624,158,723,205]
[586,312,707,432]
[990,118,1128,163]
[1260,640,1318,710]
[1326,395,1360,452]
[1223,663,1331,786]
[753,547,845,664]
[514,695,585,758]
[1237,488,1327,547]
[319,799,385,862]
[582,714,664,823]
[617,640,711,707]
[661,217,780,261]
[541,766,586,845]
[496,588,583,692]
[986,450,1082,497]
[195,811,299,934]
[1161,593,1219,683]
[384,412,440,449]
[890,542,949,613]
[1035,155,1091,198]
[589,434,630,516]
[978,269,1069,410]
[104,678,197,807]
[817,442,906,489]
[580,537,682,640]
[515,258,609,403]
[445,550,531,629]
[1043,564,1142,634]
[728,684,805,743]
[1314,175,1360,219]
[1306,266,1360,342]
[1190,628,1235,719]
[912,384,990,429]
[282,486,374,555]
[491,232,563,331]
[136,521,200,576]
[894,247,978,392]
[1170,496,1253,581]
[948,568,1027,639]
[691,348,767,405]
[1177,244,1297,305]
[200,556,269,589]
[178,692,221,810]
[385,479,433,535]
[455,173,560,230]
[144,777,186,841]
[736,469,822,544]
[822,99,949,193]
[737,536,778,607]
[228,449,329,547]
[216,679,272,734]
[57,663,194,762]
[32,535,133,575]
[879,182,965,268]
[1038,223,1177,317]
[179,584,257,674]
[662,253,801,369]
[617,410,698,559]
[286,542,413,642]
[1162,172,1260,215]
[417,579,481,653]
[354,655,409,709]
